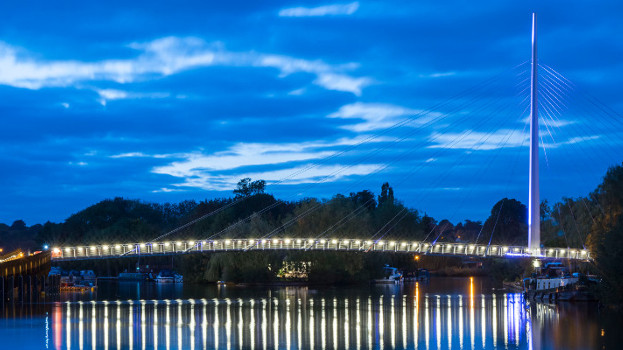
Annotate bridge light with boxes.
[262,240,268,244]
[502,247,508,252]
[331,239,337,244]
[581,250,587,255]
[285,239,291,244]
[366,241,372,245]
[140,244,146,248]
[378,241,384,245]
[213,240,219,245]
[469,245,475,249]
[90,246,96,250]
[65,248,71,252]
[457,245,463,249]
[102,245,108,250]
[308,239,314,244]
[296,239,302,244]
[354,240,360,244]
[115,245,121,249]
[164,242,170,247]
[225,240,231,245]
[559,249,565,253]
[320,239,326,244]
[272,239,279,244]
[401,242,407,246]
[188,241,195,245]
[176,241,183,246]
[52,248,60,254]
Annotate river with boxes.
[1,277,620,349]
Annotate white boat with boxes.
[156,270,183,283]
[373,265,403,284]
[523,262,598,301]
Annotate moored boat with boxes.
[155,269,183,283]
[523,262,598,301]
[373,265,403,284]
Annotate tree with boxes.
[350,190,376,211]
[233,178,266,198]
[586,163,623,305]
[378,182,395,206]
[482,198,527,245]
[11,220,26,230]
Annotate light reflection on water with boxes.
[50,293,543,349]
[0,277,618,349]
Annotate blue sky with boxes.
[1,1,622,225]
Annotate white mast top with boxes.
[528,12,540,250]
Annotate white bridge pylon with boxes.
[51,238,590,262]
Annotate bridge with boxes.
[0,249,52,303]
[49,238,590,261]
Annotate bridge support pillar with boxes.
[8,276,14,303]
[18,275,23,303]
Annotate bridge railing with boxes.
[50,238,591,261]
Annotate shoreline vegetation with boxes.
[1,163,622,305]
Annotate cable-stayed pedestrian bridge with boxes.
[41,15,611,267]
[50,238,590,261]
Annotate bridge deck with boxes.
[51,238,590,261]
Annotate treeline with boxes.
[2,166,621,253]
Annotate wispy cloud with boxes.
[0,37,371,95]
[543,135,602,148]
[149,136,391,191]
[279,2,359,17]
[170,163,383,191]
[328,102,440,132]
[96,89,170,105]
[110,152,171,159]
[428,129,528,150]
[418,71,456,78]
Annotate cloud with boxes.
[96,89,170,105]
[149,136,392,191]
[313,73,371,96]
[428,129,528,150]
[418,72,456,78]
[171,163,383,191]
[544,135,601,148]
[0,37,371,95]
[522,115,575,128]
[279,2,359,17]
[109,152,174,159]
[328,102,440,132]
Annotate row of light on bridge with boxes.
[53,238,428,253]
[51,239,589,258]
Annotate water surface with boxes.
[1,277,619,349]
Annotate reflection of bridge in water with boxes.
[35,281,600,349]
[50,238,590,262]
